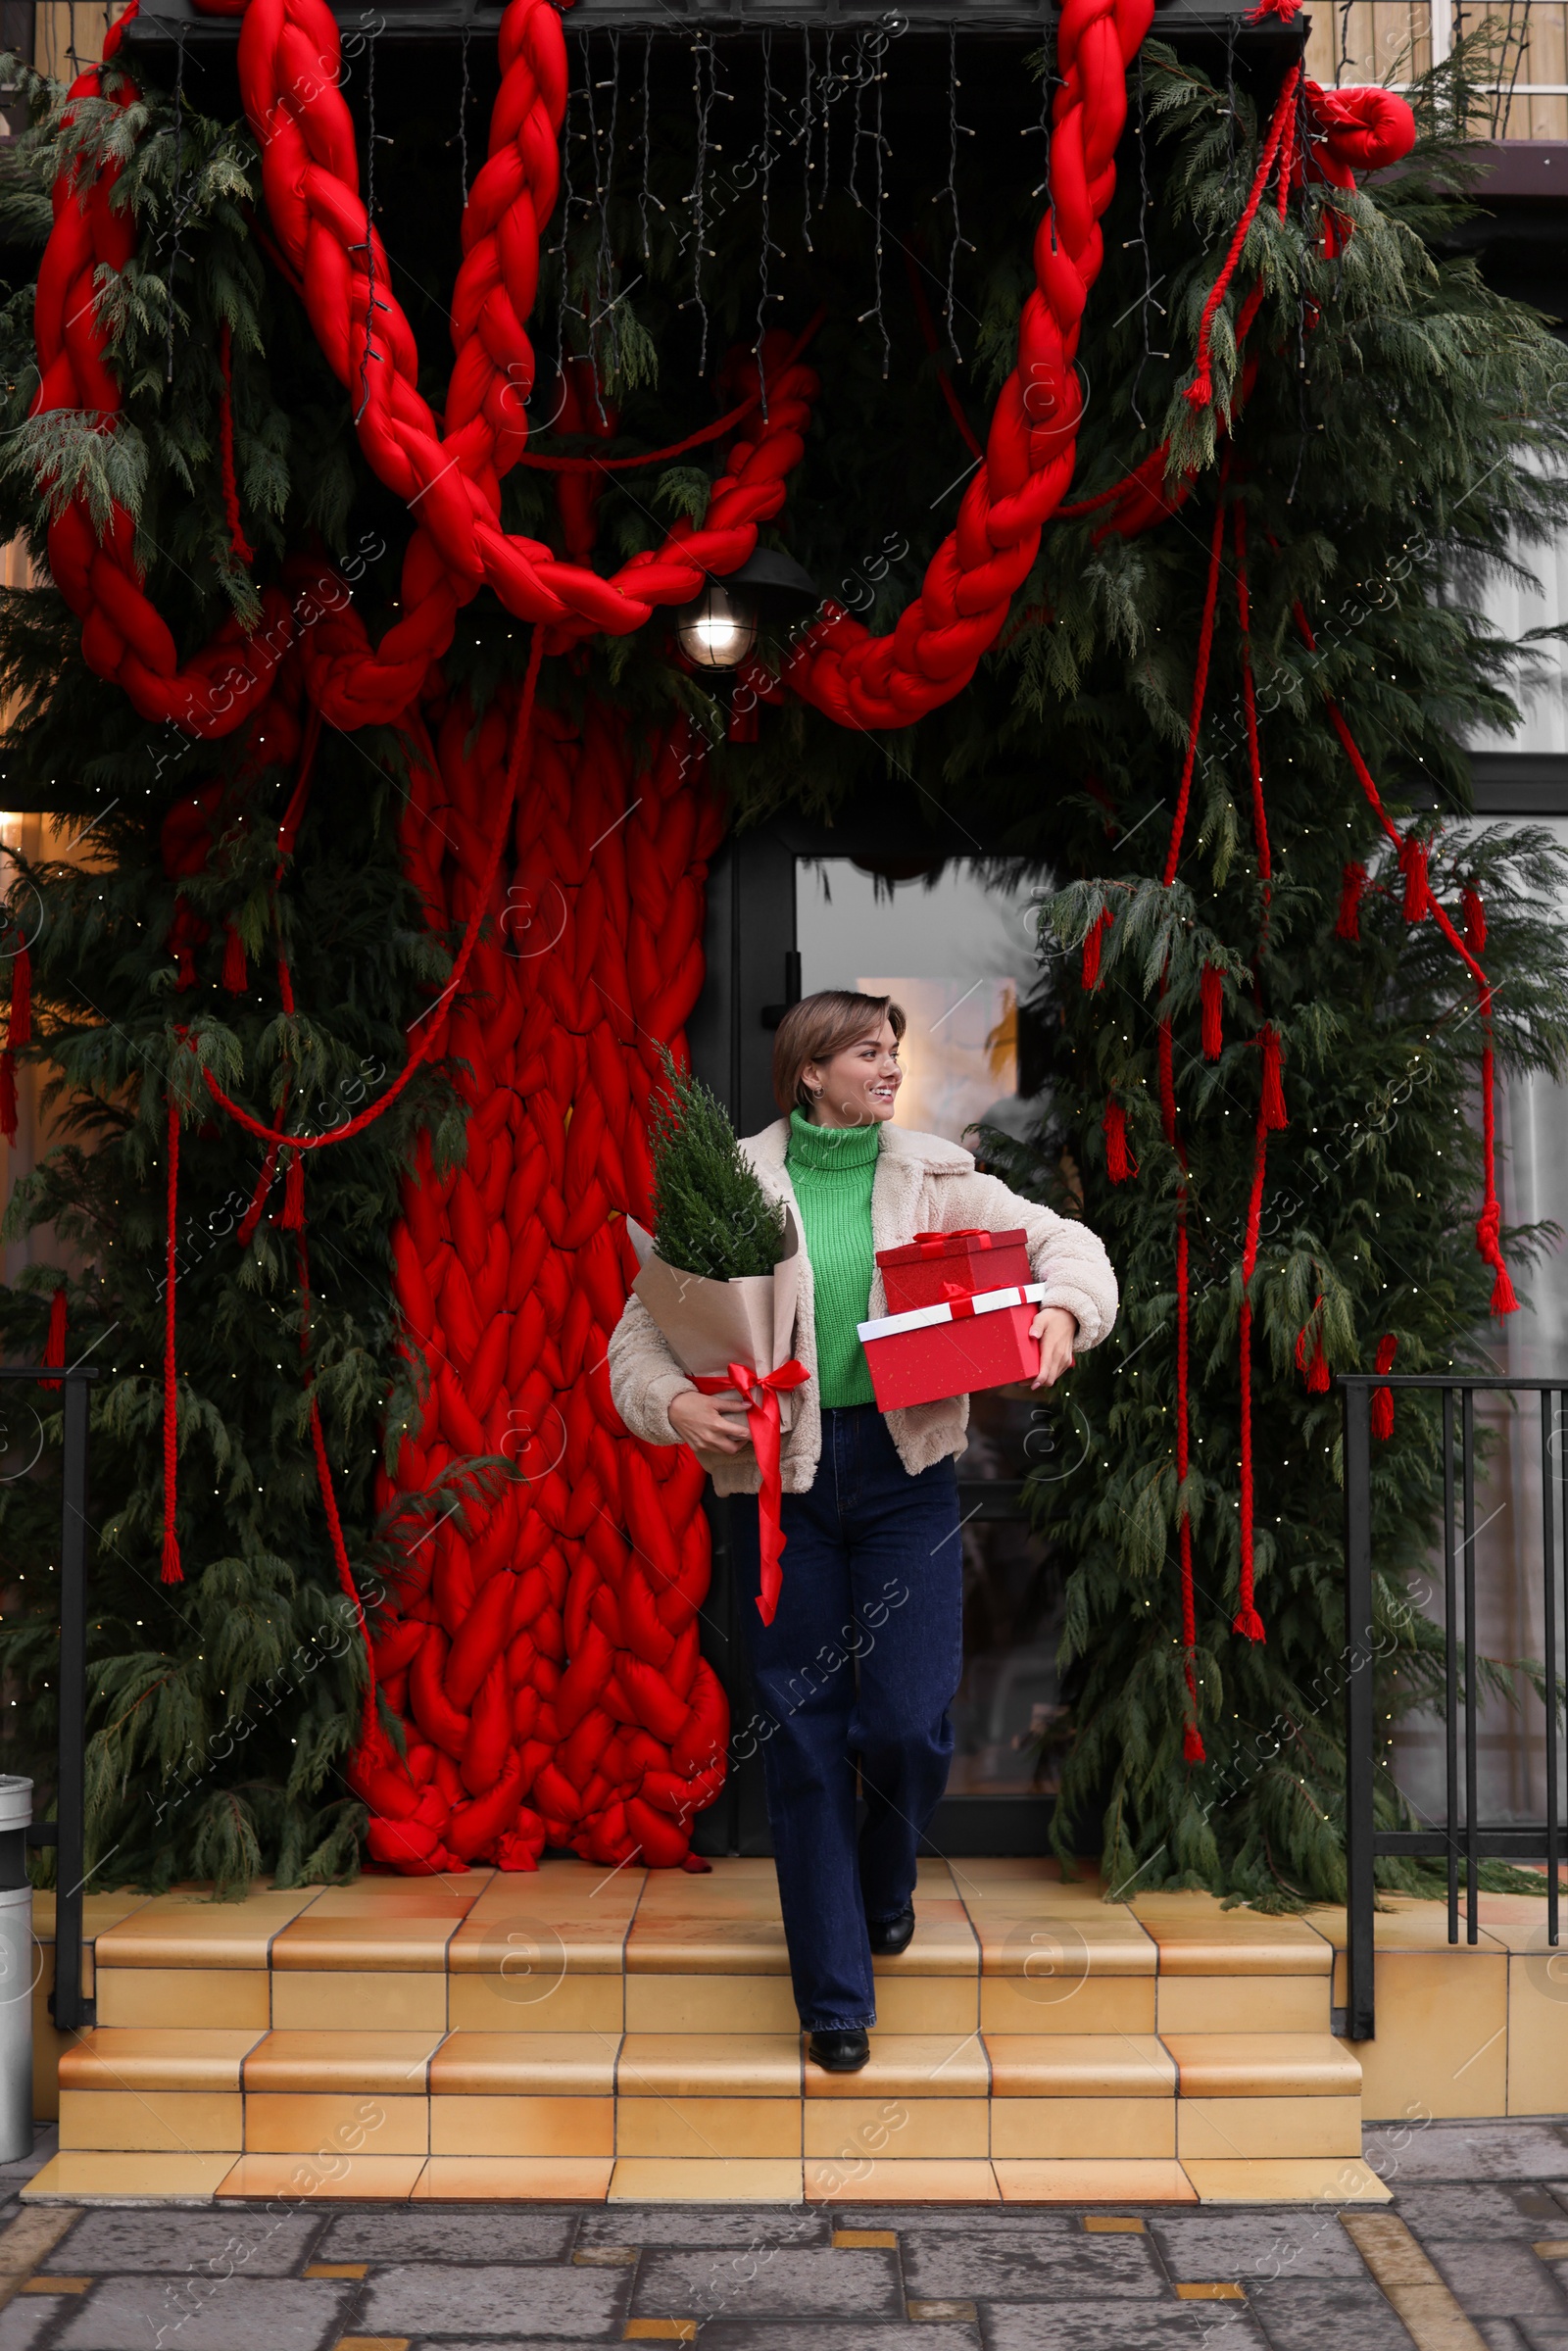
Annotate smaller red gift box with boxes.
[877,1227,1033,1315]
[858,1283,1046,1412]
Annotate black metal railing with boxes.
[1,1362,95,2033]
[1342,1371,1568,2041]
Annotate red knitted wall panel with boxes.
[357,687,728,1871]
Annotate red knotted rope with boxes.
[201,630,543,1151]
[218,321,255,565]
[1235,1101,1269,1644]
[1153,481,1236,1753]
[1163,482,1230,885]
[1295,602,1518,1314]
[1158,1011,1202,1761]
[1,931,30,1144]
[1186,67,1302,413]
[33,4,822,732]
[163,1072,183,1584]
[516,311,825,473]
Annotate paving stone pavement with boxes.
[7,2120,1568,2345]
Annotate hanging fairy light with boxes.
[552,55,581,381]
[457,19,471,204]
[639,30,657,261]
[799,24,814,256]
[941,24,974,366]
[756,26,782,409]
[680,30,715,370]
[857,46,890,378]
[1026,2,1053,199]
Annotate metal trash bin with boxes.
[0,1780,34,2162]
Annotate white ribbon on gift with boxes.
[858,1282,1047,1345]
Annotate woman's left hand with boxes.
[1030,1305,1078,1391]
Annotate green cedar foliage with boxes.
[983,52,1568,1904]
[650,1051,784,1281]
[0,60,470,1893]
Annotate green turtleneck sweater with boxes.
[786,1107,882,1410]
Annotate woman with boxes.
[609,991,1117,2073]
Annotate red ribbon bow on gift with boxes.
[691,1358,810,1626]
[909,1228,993,1254]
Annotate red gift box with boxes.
[858,1283,1046,1412]
[877,1227,1033,1315]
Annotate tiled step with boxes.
[55,2023,1358,2165]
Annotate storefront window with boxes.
[796,857,1049,1148]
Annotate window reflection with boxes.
[796,857,1051,1151]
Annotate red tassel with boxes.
[1103,1099,1135,1184]
[279,1146,307,1232]
[1233,1603,1267,1643]
[1462,885,1487,956]
[1474,1199,1519,1317]
[1200,964,1223,1061]
[1371,1334,1397,1442]
[3,937,30,1140]
[1081,907,1111,993]
[1399,835,1431,924]
[1184,1722,1206,1764]
[9,942,31,1051]
[40,1283,67,1392]
[1260,1026,1288,1132]
[1295,1307,1331,1395]
[221,923,247,995]
[1335,862,1367,943]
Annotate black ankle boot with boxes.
[808,2027,871,2073]
[867,1904,915,1957]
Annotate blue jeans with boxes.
[731,1404,962,2031]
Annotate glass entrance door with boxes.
[686,822,1073,1855]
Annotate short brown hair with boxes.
[772,990,906,1116]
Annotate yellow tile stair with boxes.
[26,1859,1394,2205]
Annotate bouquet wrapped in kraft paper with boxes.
[631,1057,809,1624]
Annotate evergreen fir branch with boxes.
[649,1049,784,1281]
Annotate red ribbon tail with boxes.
[750,1384,786,1626]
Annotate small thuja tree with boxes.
[649,1052,785,1281]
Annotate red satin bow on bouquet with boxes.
[692,1358,810,1626]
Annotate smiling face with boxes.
[802,1017,904,1129]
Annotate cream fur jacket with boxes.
[608,1118,1118,1496]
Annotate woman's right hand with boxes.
[668,1386,752,1455]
